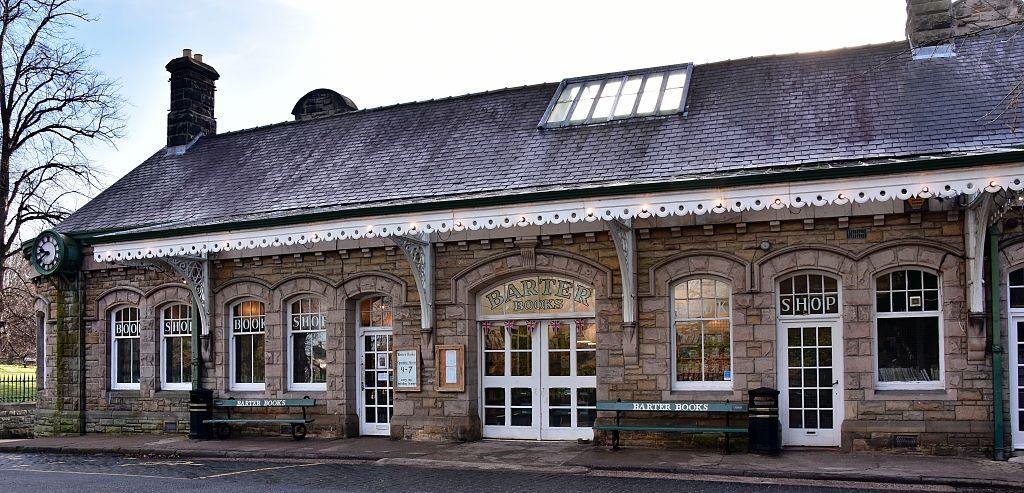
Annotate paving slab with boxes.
[1,435,1022,490]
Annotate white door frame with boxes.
[777,317,844,447]
[357,328,393,436]
[480,320,596,440]
[1011,316,1023,450]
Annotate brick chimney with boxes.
[165,49,220,148]
[906,0,953,48]
[908,0,1024,48]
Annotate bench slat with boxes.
[596,401,747,412]
[593,425,747,433]
[213,399,316,407]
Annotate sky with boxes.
[71,0,909,186]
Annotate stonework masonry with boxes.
[32,197,1020,456]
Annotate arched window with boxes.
[672,278,731,390]
[874,269,942,389]
[779,274,839,316]
[289,297,327,390]
[161,304,192,390]
[231,300,266,390]
[1010,267,1024,309]
[111,306,141,390]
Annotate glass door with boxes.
[481,320,596,440]
[1012,319,1024,449]
[779,322,843,446]
[358,330,393,436]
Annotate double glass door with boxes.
[358,330,393,436]
[481,319,597,440]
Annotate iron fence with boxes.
[0,374,36,403]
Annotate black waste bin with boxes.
[748,387,780,455]
[188,389,213,439]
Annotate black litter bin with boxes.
[189,389,213,439]
[748,387,780,455]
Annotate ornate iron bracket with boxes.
[113,254,211,335]
[607,218,639,367]
[390,232,434,334]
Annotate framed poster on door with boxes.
[436,344,465,392]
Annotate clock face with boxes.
[34,232,62,273]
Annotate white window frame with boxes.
[873,268,944,391]
[1007,265,1024,449]
[230,300,266,391]
[288,297,328,391]
[110,306,141,390]
[539,63,693,128]
[671,277,733,391]
[160,303,192,391]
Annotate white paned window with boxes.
[289,297,327,390]
[672,278,732,390]
[874,269,943,389]
[779,274,840,316]
[111,306,141,390]
[231,300,266,390]
[161,304,192,390]
[541,64,692,128]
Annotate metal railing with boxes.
[0,374,36,403]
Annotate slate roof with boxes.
[57,33,1024,238]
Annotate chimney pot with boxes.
[194,53,203,63]
[182,48,192,58]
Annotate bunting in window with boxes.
[504,320,515,335]
[575,319,586,338]
[526,320,537,337]
[550,320,562,335]
[481,321,492,337]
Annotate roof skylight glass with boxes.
[540,63,692,128]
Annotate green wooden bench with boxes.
[204,397,317,440]
[594,399,748,453]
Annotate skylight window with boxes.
[540,63,693,128]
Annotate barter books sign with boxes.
[478,275,595,317]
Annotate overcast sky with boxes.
[72,0,909,185]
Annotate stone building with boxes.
[27,1,1024,456]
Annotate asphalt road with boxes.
[0,452,1011,493]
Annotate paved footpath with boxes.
[2,435,1024,490]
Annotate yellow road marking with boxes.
[198,462,323,479]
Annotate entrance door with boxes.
[482,320,596,440]
[358,330,393,436]
[779,322,843,446]
[1012,318,1024,449]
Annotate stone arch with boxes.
[651,250,750,297]
[451,249,613,305]
[145,283,193,311]
[213,279,273,393]
[756,245,854,292]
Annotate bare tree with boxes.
[0,0,123,285]
[0,253,35,364]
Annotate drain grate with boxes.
[894,435,917,448]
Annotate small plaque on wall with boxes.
[435,344,465,392]
[394,347,420,391]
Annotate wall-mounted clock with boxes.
[32,230,81,276]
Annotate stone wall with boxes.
[0,403,36,438]
[31,194,1010,454]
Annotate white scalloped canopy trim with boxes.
[94,166,1024,263]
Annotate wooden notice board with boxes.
[435,344,465,392]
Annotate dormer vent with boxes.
[291,89,358,121]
